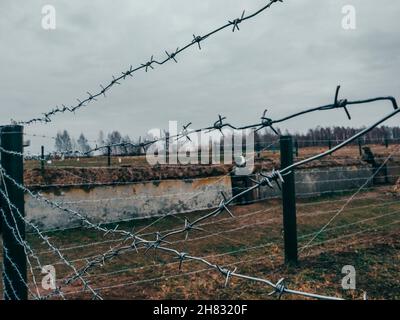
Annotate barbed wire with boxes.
[0,158,346,300]
[32,195,400,272]
[3,86,397,161]
[299,147,399,254]
[0,0,398,301]
[2,88,399,300]
[14,0,284,126]
[58,217,398,297]
[0,187,102,300]
[54,103,400,296]
[3,100,400,262]
[32,193,398,256]
[62,216,400,297]
[2,172,396,300]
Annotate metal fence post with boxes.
[384,134,389,148]
[107,146,111,167]
[0,125,27,300]
[165,134,170,164]
[280,135,298,265]
[294,139,299,157]
[41,145,45,175]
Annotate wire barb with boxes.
[217,191,235,218]
[268,278,286,299]
[334,85,351,120]
[192,34,203,50]
[183,218,204,240]
[142,55,155,72]
[212,115,227,135]
[175,252,188,270]
[165,48,180,63]
[229,10,246,32]
[259,109,279,135]
[178,122,193,142]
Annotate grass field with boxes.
[1,185,399,300]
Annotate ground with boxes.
[0,185,399,300]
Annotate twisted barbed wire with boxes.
[299,147,400,254]
[14,0,283,126]
[1,88,399,300]
[0,187,102,300]
[30,195,400,258]
[57,101,400,294]
[58,216,398,297]
[5,86,399,161]
[0,162,344,300]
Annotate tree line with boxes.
[254,125,400,149]
[54,130,148,156]
[54,125,400,156]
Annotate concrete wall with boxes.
[25,163,400,231]
[26,176,232,230]
[256,165,375,200]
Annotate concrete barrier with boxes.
[26,176,232,230]
[25,163,399,231]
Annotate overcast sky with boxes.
[1,0,399,152]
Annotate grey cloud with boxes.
[0,0,399,152]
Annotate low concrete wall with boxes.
[26,163,400,231]
[26,176,232,230]
[243,164,396,201]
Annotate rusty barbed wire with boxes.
[14,0,283,126]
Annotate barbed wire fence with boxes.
[16,83,398,162]
[1,94,400,300]
[1,0,399,301]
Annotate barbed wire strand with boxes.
[0,187,102,300]
[61,218,400,298]
[15,0,284,126]
[299,146,400,254]
[8,86,397,161]
[33,193,398,257]
[2,102,399,287]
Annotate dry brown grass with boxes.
[1,186,399,300]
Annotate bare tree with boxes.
[54,130,72,153]
[77,133,92,156]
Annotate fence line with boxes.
[1,73,399,301]
[299,148,399,254]
[31,195,400,258]
[25,195,400,284]
[59,218,399,297]
[1,0,399,301]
